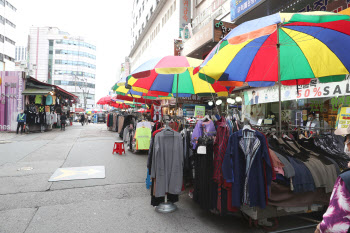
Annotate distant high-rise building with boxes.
[28,27,97,109]
[0,0,17,71]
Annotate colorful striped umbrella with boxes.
[130,56,203,78]
[199,11,350,87]
[126,68,233,97]
[113,85,173,100]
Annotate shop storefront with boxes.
[238,76,350,133]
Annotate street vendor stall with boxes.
[22,77,78,132]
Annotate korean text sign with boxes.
[230,0,264,21]
[194,106,205,118]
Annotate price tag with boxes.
[197,146,206,154]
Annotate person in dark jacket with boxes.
[16,110,26,134]
[80,114,85,126]
[61,113,67,131]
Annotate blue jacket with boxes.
[17,113,26,123]
[222,129,272,209]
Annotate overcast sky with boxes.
[15,0,133,103]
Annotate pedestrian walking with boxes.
[88,115,92,124]
[16,110,26,134]
[80,114,85,126]
[61,113,67,131]
[315,126,350,233]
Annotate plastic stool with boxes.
[113,141,125,155]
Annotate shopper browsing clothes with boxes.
[16,110,26,134]
[315,125,350,233]
[60,113,67,131]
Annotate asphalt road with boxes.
[0,123,320,233]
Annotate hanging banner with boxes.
[194,105,205,118]
[244,76,350,105]
[230,0,265,21]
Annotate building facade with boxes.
[182,0,350,60]
[129,0,180,70]
[0,0,17,71]
[28,27,96,109]
[15,45,26,61]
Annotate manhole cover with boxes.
[18,167,33,171]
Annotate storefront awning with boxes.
[22,88,53,95]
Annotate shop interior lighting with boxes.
[216,99,222,105]
[235,96,242,102]
[227,98,233,103]
[208,101,213,106]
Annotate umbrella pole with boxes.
[175,73,179,117]
[277,27,282,136]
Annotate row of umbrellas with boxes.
[104,11,349,109]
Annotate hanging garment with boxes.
[151,129,183,197]
[222,129,273,209]
[46,95,53,105]
[135,127,151,150]
[193,138,216,211]
[151,105,162,122]
[137,121,152,130]
[118,116,124,134]
[213,119,230,213]
[191,120,216,149]
[35,95,43,104]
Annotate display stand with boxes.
[155,194,178,213]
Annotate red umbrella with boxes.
[97,96,112,105]
[137,108,150,113]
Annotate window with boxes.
[5,1,16,11]
[0,0,4,7]
[150,6,153,15]
[5,37,15,45]
[5,18,16,28]
[139,9,141,17]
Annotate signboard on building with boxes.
[194,105,205,118]
[230,0,265,21]
[213,20,237,42]
[192,0,227,34]
[297,0,350,13]
[335,107,350,130]
[243,75,350,105]
[180,0,192,38]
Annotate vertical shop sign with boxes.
[230,0,265,21]
[194,105,205,118]
[180,0,191,38]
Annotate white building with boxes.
[0,0,17,71]
[28,26,97,109]
[129,0,180,70]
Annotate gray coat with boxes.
[151,129,183,197]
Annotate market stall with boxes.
[22,77,78,132]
